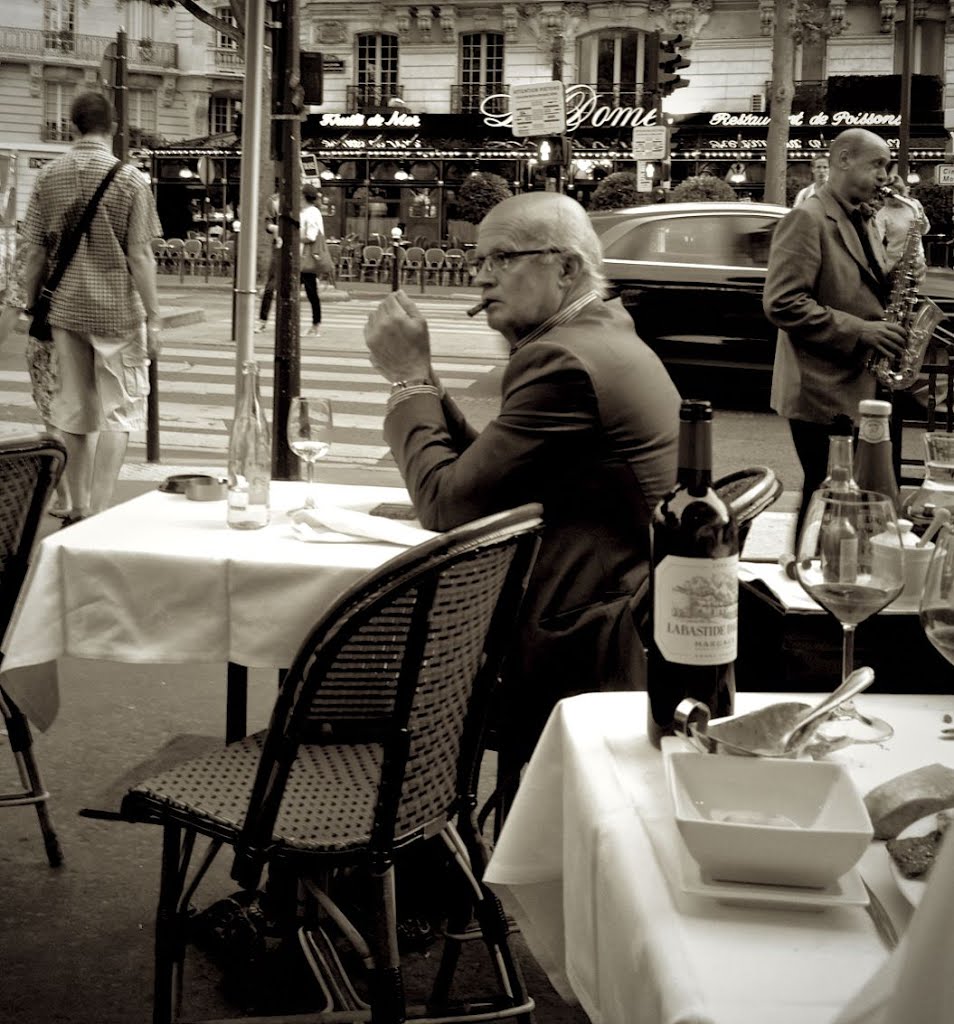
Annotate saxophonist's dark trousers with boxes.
[790,418,833,542]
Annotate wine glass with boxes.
[793,489,904,744]
[287,396,333,505]
[920,522,954,667]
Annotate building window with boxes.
[893,21,944,77]
[44,0,76,51]
[577,29,648,107]
[128,88,157,134]
[210,96,240,134]
[355,33,398,107]
[214,5,237,49]
[44,82,75,142]
[126,0,156,43]
[460,32,504,113]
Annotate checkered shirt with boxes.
[20,139,162,335]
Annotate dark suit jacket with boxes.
[764,184,890,424]
[384,296,680,753]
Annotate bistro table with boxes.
[484,690,954,1024]
[0,480,421,737]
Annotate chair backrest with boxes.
[424,247,445,267]
[182,238,203,256]
[231,503,544,886]
[404,246,425,267]
[165,238,184,253]
[362,244,384,265]
[325,240,341,263]
[0,436,67,656]
[151,238,167,257]
[444,247,465,264]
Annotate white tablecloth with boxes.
[484,691,954,1024]
[0,480,417,729]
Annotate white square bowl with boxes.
[666,750,874,888]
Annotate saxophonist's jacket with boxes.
[764,182,890,424]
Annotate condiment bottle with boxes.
[647,399,738,748]
[227,360,271,530]
[853,398,900,510]
[821,415,860,494]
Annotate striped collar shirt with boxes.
[511,290,603,353]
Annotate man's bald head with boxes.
[826,128,891,206]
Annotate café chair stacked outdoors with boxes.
[360,243,385,282]
[98,504,543,1024]
[0,434,68,868]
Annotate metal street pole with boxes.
[897,0,914,181]
[272,0,302,480]
[234,0,266,376]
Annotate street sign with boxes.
[511,81,566,137]
[937,164,954,185]
[632,126,669,161]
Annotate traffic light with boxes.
[653,160,671,186]
[300,51,324,106]
[658,33,690,97]
[538,137,571,168]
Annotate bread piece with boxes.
[937,809,954,835]
[864,764,954,839]
[886,832,943,878]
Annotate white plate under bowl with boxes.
[887,814,941,907]
[674,831,868,911]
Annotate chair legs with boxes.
[0,687,63,867]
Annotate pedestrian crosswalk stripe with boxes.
[160,347,496,374]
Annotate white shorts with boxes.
[49,325,150,433]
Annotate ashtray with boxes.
[159,473,218,495]
[184,477,228,501]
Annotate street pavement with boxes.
[0,275,508,485]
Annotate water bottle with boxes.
[227,360,271,529]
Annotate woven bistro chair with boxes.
[423,247,446,286]
[443,247,466,286]
[360,243,385,282]
[101,504,543,1024]
[0,434,68,867]
[402,245,426,287]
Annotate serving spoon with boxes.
[674,666,876,757]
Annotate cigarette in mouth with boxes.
[467,299,489,318]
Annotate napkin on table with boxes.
[289,505,438,546]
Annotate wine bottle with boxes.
[647,400,738,748]
[853,398,900,510]
[227,360,271,530]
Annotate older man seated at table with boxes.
[363,191,680,763]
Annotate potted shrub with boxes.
[590,172,652,210]
[670,174,738,203]
[455,172,513,224]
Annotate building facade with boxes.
[0,1,951,245]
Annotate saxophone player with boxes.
[764,128,907,539]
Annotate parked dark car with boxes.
[588,201,954,407]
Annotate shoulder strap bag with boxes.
[29,160,122,342]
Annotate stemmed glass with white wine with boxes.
[920,521,954,667]
[287,396,333,506]
[793,489,904,745]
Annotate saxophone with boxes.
[866,187,945,390]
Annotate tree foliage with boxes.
[912,183,953,238]
[147,1,244,45]
[455,173,513,224]
[669,175,738,203]
[590,172,651,210]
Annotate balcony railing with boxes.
[0,26,177,68]
[211,47,243,71]
[346,84,405,112]
[576,83,652,108]
[450,84,510,115]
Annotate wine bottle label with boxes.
[653,554,739,665]
[859,416,888,444]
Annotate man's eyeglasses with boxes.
[472,249,565,275]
